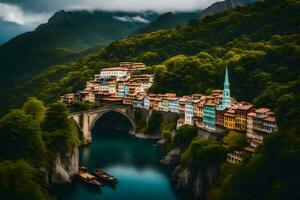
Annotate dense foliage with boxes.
[207,132,300,200]
[0,98,80,199]
[181,138,227,169]
[173,125,198,151]
[0,160,51,200]
[223,130,248,152]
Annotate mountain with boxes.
[0,10,158,91]
[137,12,200,34]
[200,0,246,18]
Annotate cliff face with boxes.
[50,147,79,185]
[172,165,220,199]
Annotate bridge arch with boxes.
[89,109,136,135]
[68,105,136,144]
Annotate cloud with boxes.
[0,3,50,26]
[66,0,220,12]
[1,0,220,13]
[113,15,150,23]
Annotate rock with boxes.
[172,166,194,191]
[172,164,220,199]
[50,147,79,186]
[161,148,180,165]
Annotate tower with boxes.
[217,66,231,110]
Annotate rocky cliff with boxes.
[162,147,220,199]
[49,147,79,186]
[172,165,220,199]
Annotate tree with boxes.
[22,97,46,123]
[0,109,46,166]
[173,125,198,151]
[181,138,226,168]
[42,103,80,154]
[223,131,247,152]
[0,160,52,200]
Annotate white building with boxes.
[100,67,129,79]
[185,100,195,125]
[168,97,179,113]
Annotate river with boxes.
[57,126,179,200]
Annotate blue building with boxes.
[217,66,231,111]
[203,103,217,132]
[124,84,130,96]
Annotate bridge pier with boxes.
[82,112,92,144]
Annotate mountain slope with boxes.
[0,10,158,91]
[200,0,246,18]
[137,12,200,34]
[4,0,299,127]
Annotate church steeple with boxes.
[217,65,231,110]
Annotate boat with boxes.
[93,168,117,185]
[78,167,102,189]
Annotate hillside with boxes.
[0,10,159,91]
[137,12,200,33]
[200,0,258,18]
[3,0,299,129]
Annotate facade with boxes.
[119,62,147,71]
[179,97,187,115]
[160,98,169,112]
[224,107,236,130]
[203,103,216,131]
[185,100,195,125]
[100,67,129,79]
[168,98,179,113]
[247,108,278,147]
[216,109,227,127]
[80,91,95,102]
[235,102,255,131]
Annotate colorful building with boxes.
[235,102,255,131]
[100,67,129,79]
[168,97,179,113]
[185,99,195,125]
[203,102,216,131]
[224,107,236,130]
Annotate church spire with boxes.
[224,65,230,89]
[217,65,231,110]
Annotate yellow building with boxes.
[224,108,236,129]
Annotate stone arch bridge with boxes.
[69,105,136,144]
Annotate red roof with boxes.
[256,108,271,113]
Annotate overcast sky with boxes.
[0,0,220,26]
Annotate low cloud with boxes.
[113,15,150,23]
[66,0,219,12]
[0,3,50,26]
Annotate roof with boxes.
[248,112,256,117]
[178,118,185,123]
[101,67,129,71]
[256,108,271,113]
[264,117,276,123]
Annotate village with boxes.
[60,62,278,163]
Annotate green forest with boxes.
[0,0,299,199]
[0,98,80,199]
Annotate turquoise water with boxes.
[57,127,179,200]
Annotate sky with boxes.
[0,0,220,43]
